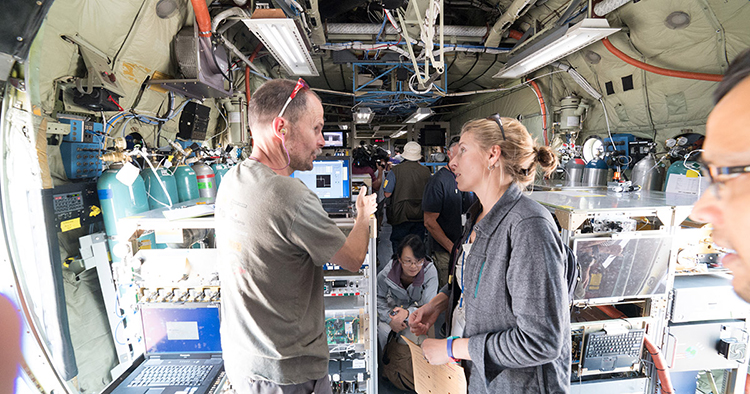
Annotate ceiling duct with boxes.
[305,0,327,46]
[325,23,487,37]
[485,0,536,47]
[152,24,233,99]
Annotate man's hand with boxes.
[356,186,377,218]
[409,303,439,336]
[388,307,408,332]
[421,338,452,365]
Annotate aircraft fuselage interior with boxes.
[1,0,749,393]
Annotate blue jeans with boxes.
[389,222,426,258]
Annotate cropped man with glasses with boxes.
[215,79,377,393]
[690,48,750,303]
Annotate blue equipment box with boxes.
[603,133,635,168]
[59,142,104,179]
[59,118,105,144]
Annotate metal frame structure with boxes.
[116,200,379,394]
[528,189,702,393]
[352,62,445,117]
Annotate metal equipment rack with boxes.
[115,199,379,394]
[528,189,699,393]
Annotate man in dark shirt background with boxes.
[383,141,431,254]
[422,137,476,288]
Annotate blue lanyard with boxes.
[460,247,466,308]
[459,222,475,308]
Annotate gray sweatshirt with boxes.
[447,184,571,393]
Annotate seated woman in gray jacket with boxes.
[409,116,571,394]
[377,234,438,350]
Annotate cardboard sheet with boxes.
[402,336,467,394]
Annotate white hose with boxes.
[551,61,602,100]
[211,7,249,33]
[137,147,174,208]
[320,42,410,58]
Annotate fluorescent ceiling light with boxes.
[243,15,318,76]
[493,19,620,79]
[354,107,374,124]
[390,129,407,138]
[405,107,434,124]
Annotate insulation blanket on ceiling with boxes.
[450,0,750,146]
[30,0,193,142]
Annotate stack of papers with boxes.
[162,204,215,220]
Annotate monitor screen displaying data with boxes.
[291,157,350,201]
[323,131,345,147]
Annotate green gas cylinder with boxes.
[171,164,199,202]
[97,164,149,261]
[211,163,229,191]
[141,167,179,209]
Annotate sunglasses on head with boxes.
[277,78,310,119]
[486,113,507,141]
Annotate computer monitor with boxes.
[323,131,346,147]
[291,156,351,214]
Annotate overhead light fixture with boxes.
[354,107,374,124]
[493,19,620,79]
[338,124,349,130]
[405,107,434,124]
[242,10,318,76]
[390,129,407,138]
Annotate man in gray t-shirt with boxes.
[215,79,376,394]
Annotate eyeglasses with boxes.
[699,161,750,199]
[277,78,309,119]
[487,113,507,141]
[400,258,424,268]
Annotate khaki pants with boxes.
[232,375,332,394]
[432,248,451,289]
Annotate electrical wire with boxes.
[444,69,566,97]
[210,40,233,83]
[598,97,623,175]
[598,98,617,155]
[205,102,231,144]
[106,98,194,141]
[135,147,174,208]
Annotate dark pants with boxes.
[389,221,425,257]
[233,375,332,394]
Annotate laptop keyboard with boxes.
[128,365,212,387]
[585,329,644,358]
[582,329,645,371]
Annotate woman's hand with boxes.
[421,338,452,365]
[409,303,438,336]
[388,307,408,332]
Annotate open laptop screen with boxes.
[141,304,222,354]
[290,157,351,202]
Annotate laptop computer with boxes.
[291,156,352,215]
[105,303,225,394]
